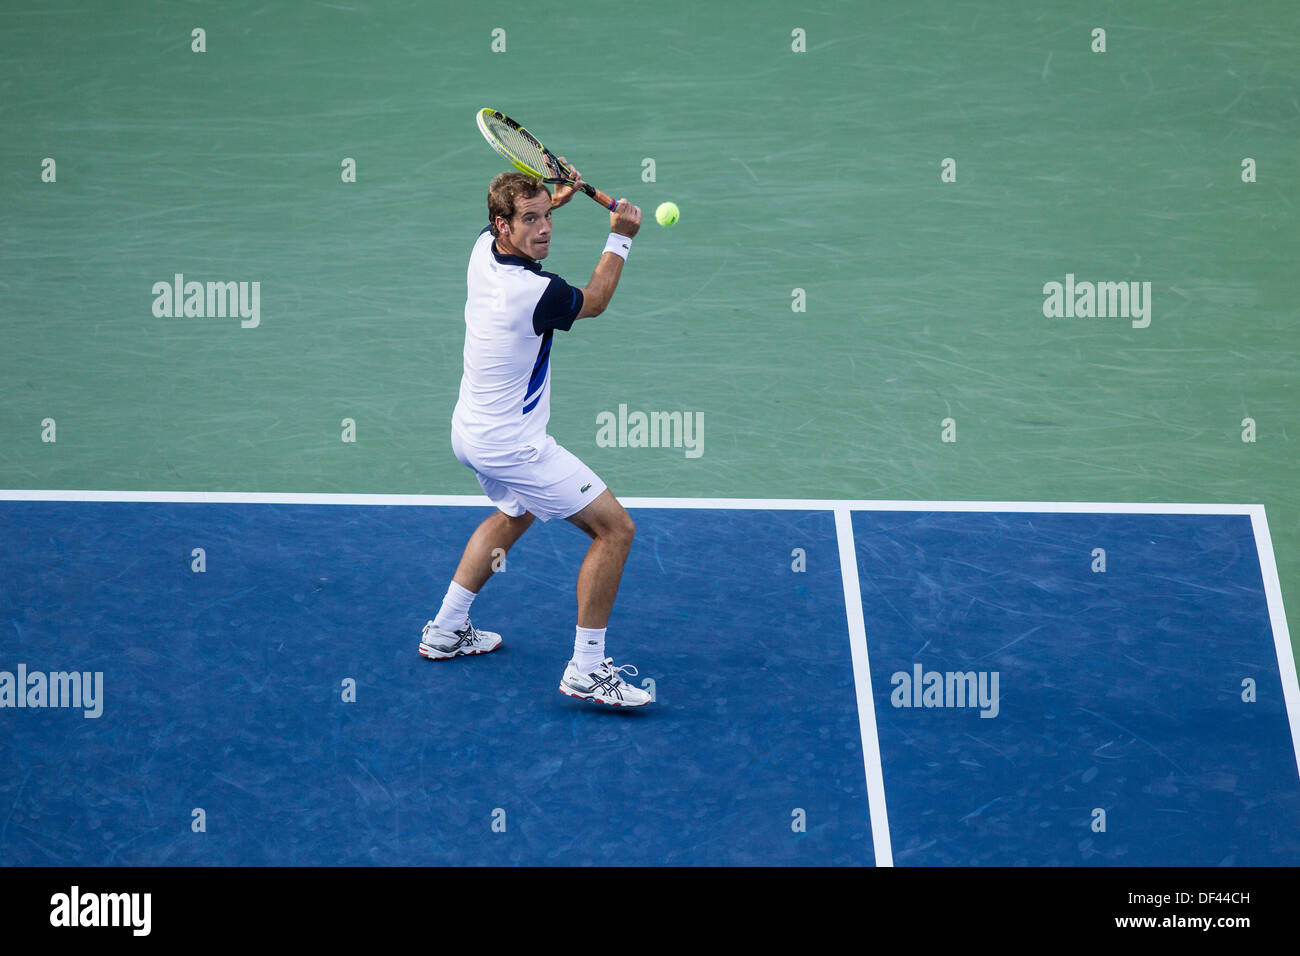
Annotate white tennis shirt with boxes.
[451,226,585,449]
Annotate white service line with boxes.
[0,489,1262,516]
[625,498,1261,515]
[834,506,893,867]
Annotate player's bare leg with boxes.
[565,489,634,629]
[559,489,651,706]
[420,509,534,660]
[452,509,536,593]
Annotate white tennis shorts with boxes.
[451,430,607,522]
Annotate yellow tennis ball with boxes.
[655,201,679,227]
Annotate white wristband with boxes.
[603,232,632,261]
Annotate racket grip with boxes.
[580,182,618,211]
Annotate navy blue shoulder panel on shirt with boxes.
[532,273,584,335]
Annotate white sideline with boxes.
[835,506,894,866]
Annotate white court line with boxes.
[0,489,1264,515]
[1249,507,1300,781]
[834,506,893,867]
[628,498,1263,516]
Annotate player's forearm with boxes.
[582,251,626,316]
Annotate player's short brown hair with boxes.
[487,172,551,238]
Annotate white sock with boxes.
[573,626,607,672]
[432,581,476,633]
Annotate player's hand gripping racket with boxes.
[476,108,619,211]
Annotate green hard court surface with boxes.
[1,1,1296,656]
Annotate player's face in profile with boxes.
[504,192,553,261]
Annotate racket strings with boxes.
[486,116,556,179]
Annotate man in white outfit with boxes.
[420,163,652,707]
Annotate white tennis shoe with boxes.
[559,658,653,707]
[419,619,502,660]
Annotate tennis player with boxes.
[420,163,651,707]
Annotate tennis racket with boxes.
[476,108,619,212]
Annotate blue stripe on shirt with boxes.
[522,332,552,414]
